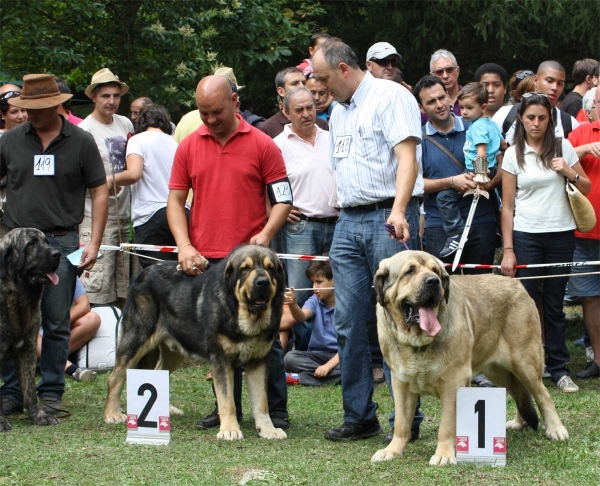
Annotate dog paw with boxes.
[169,405,184,416]
[257,427,287,440]
[546,425,569,441]
[506,419,527,430]
[104,412,127,424]
[217,428,244,441]
[34,414,59,426]
[0,419,12,432]
[429,454,457,466]
[371,448,401,462]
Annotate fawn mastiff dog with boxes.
[104,244,287,440]
[0,228,61,432]
[371,250,568,465]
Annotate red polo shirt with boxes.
[568,120,600,239]
[169,114,288,257]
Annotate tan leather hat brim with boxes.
[85,81,129,99]
[9,93,73,109]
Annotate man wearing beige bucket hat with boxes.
[0,73,108,416]
[79,68,133,307]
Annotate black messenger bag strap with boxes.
[422,133,466,172]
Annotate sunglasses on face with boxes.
[371,58,398,68]
[431,66,458,76]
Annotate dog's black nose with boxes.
[254,276,270,287]
[425,276,439,287]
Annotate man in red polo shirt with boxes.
[566,85,600,380]
[167,74,293,430]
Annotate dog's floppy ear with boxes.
[0,247,10,280]
[436,257,450,304]
[224,259,237,294]
[373,260,390,305]
[275,257,285,293]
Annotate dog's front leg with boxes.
[16,344,59,427]
[430,382,460,466]
[245,359,286,440]
[211,356,243,440]
[371,379,416,462]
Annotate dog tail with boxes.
[512,376,539,430]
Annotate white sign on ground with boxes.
[456,387,506,466]
[126,369,170,445]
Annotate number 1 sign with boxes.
[456,387,506,466]
[126,369,170,445]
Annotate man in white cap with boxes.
[79,68,133,308]
[0,73,108,416]
[366,42,402,81]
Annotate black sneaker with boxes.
[439,235,460,258]
[325,419,382,441]
[270,415,290,430]
[575,361,600,379]
[196,408,243,429]
[1,397,23,416]
[383,427,420,445]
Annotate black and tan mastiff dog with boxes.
[104,244,287,440]
[0,228,61,432]
[371,250,568,465]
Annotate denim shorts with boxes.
[568,237,600,297]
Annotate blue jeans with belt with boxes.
[513,230,575,383]
[330,198,420,424]
[281,217,336,351]
[1,229,78,402]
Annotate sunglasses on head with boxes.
[0,90,21,103]
[521,92,549,100]
[515,70,534,82]
[431,66,457,76]
[371,58,398,68]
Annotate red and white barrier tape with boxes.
[96,244,600,270]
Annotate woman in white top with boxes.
[107,105,188,268]
[501,92,591,393]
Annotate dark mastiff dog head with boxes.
[374,250,450,339]
[0,228,61,288]
[225,245,284,314]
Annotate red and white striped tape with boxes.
[94,244,600,270]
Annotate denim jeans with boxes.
[330,198,420,424]
[437,188,464,236]
[424,222,496,274]
[513,230,575,382]
[2,230,78,403]
[281,218,335,351]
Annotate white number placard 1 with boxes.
[456,387,506,466]
[126,369,170,445]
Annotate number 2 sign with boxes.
[456,387,506,466]
[126,369,170,445]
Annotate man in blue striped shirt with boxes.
[313,39,422,441]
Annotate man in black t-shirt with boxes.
[0,74,108,416]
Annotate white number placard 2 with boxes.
[34,155,55,176]
[126,369,170,445]
[456,387,506,466]
[332,135,351,158]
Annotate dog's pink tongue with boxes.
[46,272,59,285]
[418,307,441,337]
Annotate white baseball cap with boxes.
[366,42,402,61]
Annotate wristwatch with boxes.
[569,173,580,184]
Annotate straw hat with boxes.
[8,74,72,109]
[84,68,129,99]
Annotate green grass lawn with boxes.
[1,308,599,485]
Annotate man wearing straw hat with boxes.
[79,68,133,308]
[0,74,108,416]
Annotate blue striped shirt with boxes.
[329,72,422,207]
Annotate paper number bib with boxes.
[34,155,55,176]
[333,136,351,158]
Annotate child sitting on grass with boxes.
[283,260,340,386]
